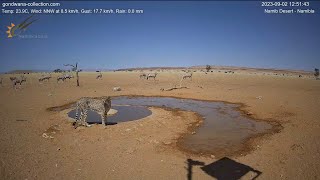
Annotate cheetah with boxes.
[74,96,111,128]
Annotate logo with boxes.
[6,15,37,38]
[6,23,15,38]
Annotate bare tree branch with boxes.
[64,64,75,68]
[160,87,189,91]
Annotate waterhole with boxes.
[66,96,279,157]
[68,105,152,125]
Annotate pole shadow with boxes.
[186,157,262,180]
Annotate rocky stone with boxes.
[107,109,118,116]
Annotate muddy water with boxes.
[68,96,274,156]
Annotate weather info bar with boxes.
[262,1,316,14]
[1,1,318,15]
[1,1,144,15]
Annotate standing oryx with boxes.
[64,74,74,80]
[139,73,146,79]
[12,75,27,89]
[183,72,193,80]
[96,72,102,79]
[147,73,158,80]
[39,74,52,82]
[0,78,3,86]
[57,75,66,83]
[57,73,73,83]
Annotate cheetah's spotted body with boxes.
[74,96,111,128]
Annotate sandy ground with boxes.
[0,71,319,179]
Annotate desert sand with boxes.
[0,70,319,179]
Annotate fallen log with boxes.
[160,86,189,91]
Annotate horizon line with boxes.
[1,65,315,74]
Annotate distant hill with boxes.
[5,69,116,74]
[81,68,114,72]
[116,67,186,71]
[190,65,312,72]
[5,66,313,75]
[6,70,36,74]
[115,65,313,75]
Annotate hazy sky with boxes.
[0,1,319,72]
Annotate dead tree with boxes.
[64,63,80,86]
[206,65,211,72]
[160,73,189,91]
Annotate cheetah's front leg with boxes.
[81,109,92,127]
[100,114,107,126]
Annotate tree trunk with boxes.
[76,71,79,86]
